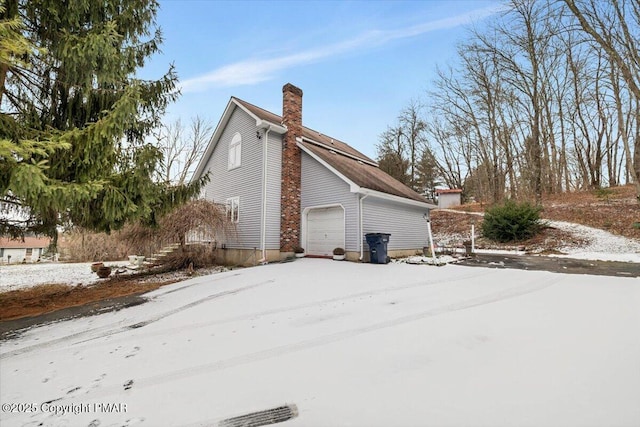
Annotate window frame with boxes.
[226,196,240,223]
[228,132,242,170]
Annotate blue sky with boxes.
[144,0,502,159]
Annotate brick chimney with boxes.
[280,83,303,253]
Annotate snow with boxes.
[1,259,639,427]
[434,210,640,263]
[547,220,640,262]
[0,262,128,292]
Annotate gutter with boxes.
[259,125,272,262]
[357,188,437,209]
[359,194,369,261]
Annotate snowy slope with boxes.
[1,259,638,427]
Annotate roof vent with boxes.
[357,160,364,165]
[330,150,337,154]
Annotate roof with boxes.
[0,236,50,249]
[436,189,463,194]
[232,98,430,205]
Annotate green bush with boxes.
[481,200,545,242]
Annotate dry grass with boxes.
[0,276,175,321]
[446,185,639,240]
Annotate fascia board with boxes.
[358,188,437,209]
[191,99,237,182]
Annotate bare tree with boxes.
[564,0,640,200]
[153,116,213,185]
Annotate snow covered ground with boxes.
[1,259,638,427]
[434,209,640,263]
[0,262,126,292]
[547,220,640,262]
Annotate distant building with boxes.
[0,236,50,263]
[436,189,463,209]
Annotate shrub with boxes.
[481,200,545,243]
[333,247,345,255]
[293,246,305,254]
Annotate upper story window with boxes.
[228,132,242,170]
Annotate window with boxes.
[228,132,242,170]
[226,197,240,223]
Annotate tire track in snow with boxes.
[82,274,565,398]
[0,277,271,359]
[87,269,500,346]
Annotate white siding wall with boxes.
[362,198,430,251]
[301,152,359,251]
[1,248,36,263]
[200,107,282,249]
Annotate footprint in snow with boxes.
[125,346,140,358]
[88,419,101,427]
[121,417,145,426]
[123,380,134,390]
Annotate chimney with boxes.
[280,83,303,253]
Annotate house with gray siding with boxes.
[192,84,436,265]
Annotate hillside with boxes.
[431,185,640,254]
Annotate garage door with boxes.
[306,206,345,256]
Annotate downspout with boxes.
[359,194,369,261]
[260,126,271,263]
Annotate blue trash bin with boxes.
[365,233,391,264]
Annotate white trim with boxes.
[359,194,368,260]
[228,132,242,170]
[260,126,271,261]
[301,204,346,256]
[357,188,437,209]
[226,196,240,223]
[257,119,286,134]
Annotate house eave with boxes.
[357,188,437,209]
[297,139,436,209]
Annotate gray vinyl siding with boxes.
[264,132,282,248]
[362,198,430,251]
[200,106,277,249]
[301,152,359,251]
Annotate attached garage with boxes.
[304,205,345,257]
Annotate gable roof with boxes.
[193,95,435,208]
[232,98,433,207]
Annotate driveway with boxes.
[458,253,640,277]
[1,259,639,427]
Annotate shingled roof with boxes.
[233,98,431,205]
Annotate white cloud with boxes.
[179,5,501,93]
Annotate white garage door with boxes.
[306,206,345,256]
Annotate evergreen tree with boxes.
[0,0,206,245]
